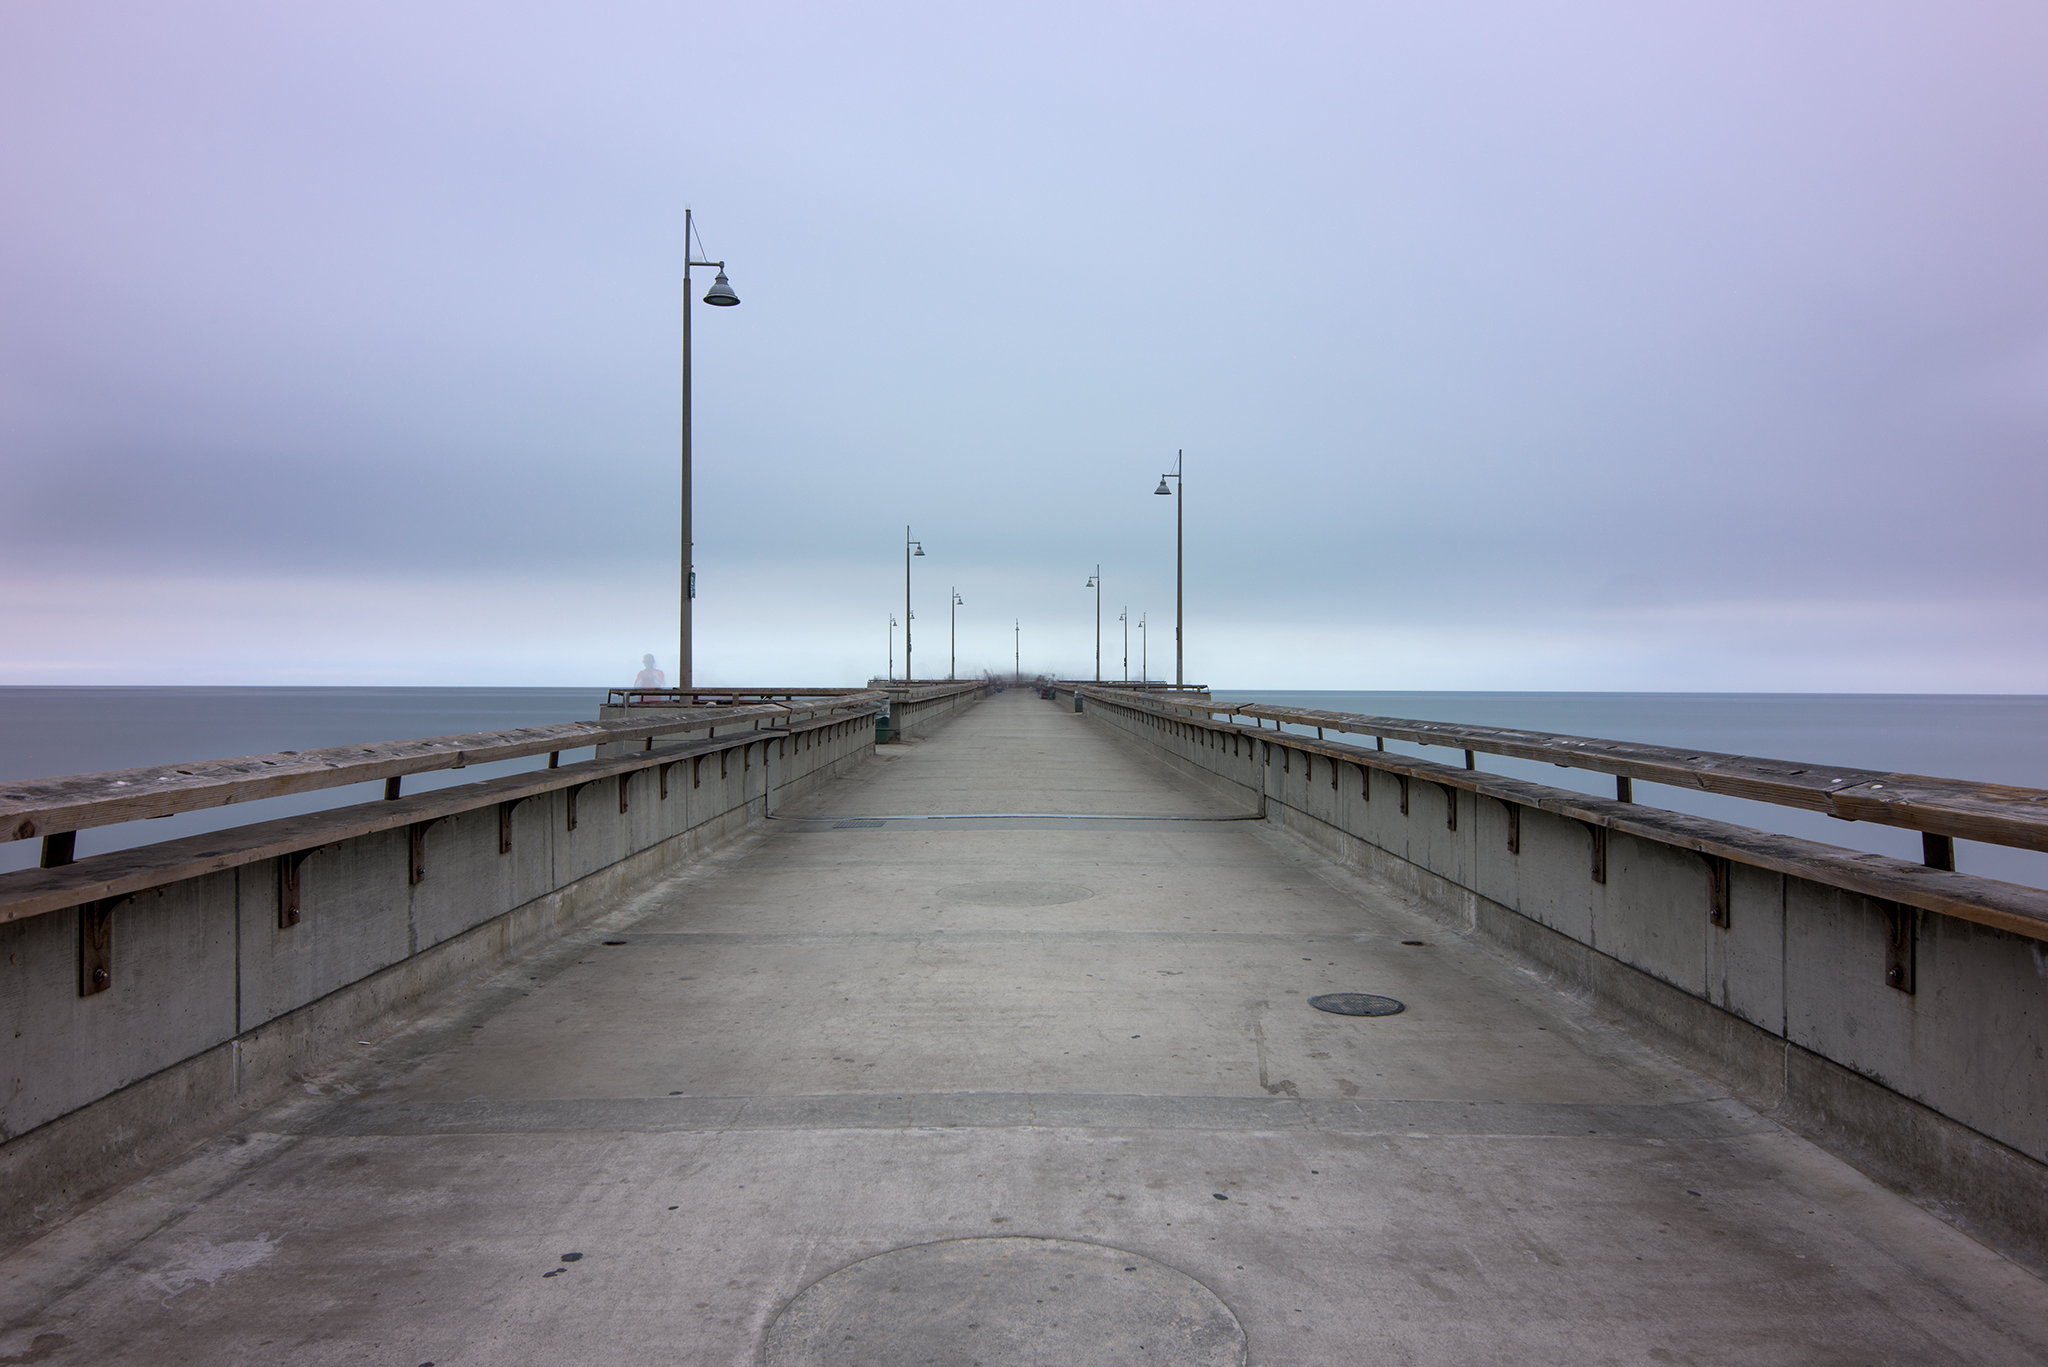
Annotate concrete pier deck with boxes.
[5,691,2047,1364]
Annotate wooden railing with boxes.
[1057,681,1212,697]
[1,693,889,845]
[1079,687,2048,942]
[861,680,1002,697]
[604,688,874,707]
[1153,698,2048,857]
[0,695,892,926]
[870,681,992,699]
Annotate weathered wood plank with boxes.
[0,694,886,843]
[1826,777,2048,850]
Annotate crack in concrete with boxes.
[1249,1002,1298,1099]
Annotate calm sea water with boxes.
[4,687,2045,888]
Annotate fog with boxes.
[4,2,2045,688]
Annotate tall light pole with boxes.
[680,208,740,689]
[1153,450,1183,687]
[1120,608,1128,681]
[888,614,897,681]
[950,588,964,681]
[1014,619,1020,681]
[1085,566,1101,682]
[904,527,925,683]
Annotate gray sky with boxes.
[4,1,2045,689]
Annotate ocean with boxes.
[4,687,2045,889]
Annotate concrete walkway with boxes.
[5,691,2047,1364]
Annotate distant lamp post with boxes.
[1153,449,1183,687]
[1014,619,1020,681]
[888,614,897,681]
[950,589,964,681]
[1119,608,1129,681]
[904,527,925,683]
[1139,611,1148,687]
[1085,567,1101,682]
[679,208,741,689]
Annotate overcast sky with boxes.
[3,1,2045,690]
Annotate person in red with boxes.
[631,654,665,703]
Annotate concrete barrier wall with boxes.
[1072,687,2048,1269]
[0,710,878,1244]
[886,681,988,741]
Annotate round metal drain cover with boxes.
[1309,992,1406,1017]
[938,880,1094,906]
[764,1237,1246,1366]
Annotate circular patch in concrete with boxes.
[938,880,1095,906]
[1309,992,1406,1017]
[764,1237,1246,1367]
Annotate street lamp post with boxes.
[679,208,740,688]
[1140,612,1148,687]
[1120,608,1128,681]
[950,589,964,681]
[1085,566,1101,682]
[1153,450,1184,687]
[1014,619,1020,682]
[904,527,925,683]
[888,614,897,681]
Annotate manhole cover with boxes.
[938,881,1094,906]
[833,819,886,829]
[1309,993,1406,1017]
[764,1237,1246,1366]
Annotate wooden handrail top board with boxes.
[616,688,871,694]
[1,693,886,843]
[0,714,851,925]
[607,687,874,703]
[866,683,990,704]
[891,682,988,700]
[1110,694,2048,854]
[1076,688,2048,941]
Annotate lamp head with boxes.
[702,271,740,306]
[913,545,924,556]
[1154,478,1172,496]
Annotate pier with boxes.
[4,686,2048,1363]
